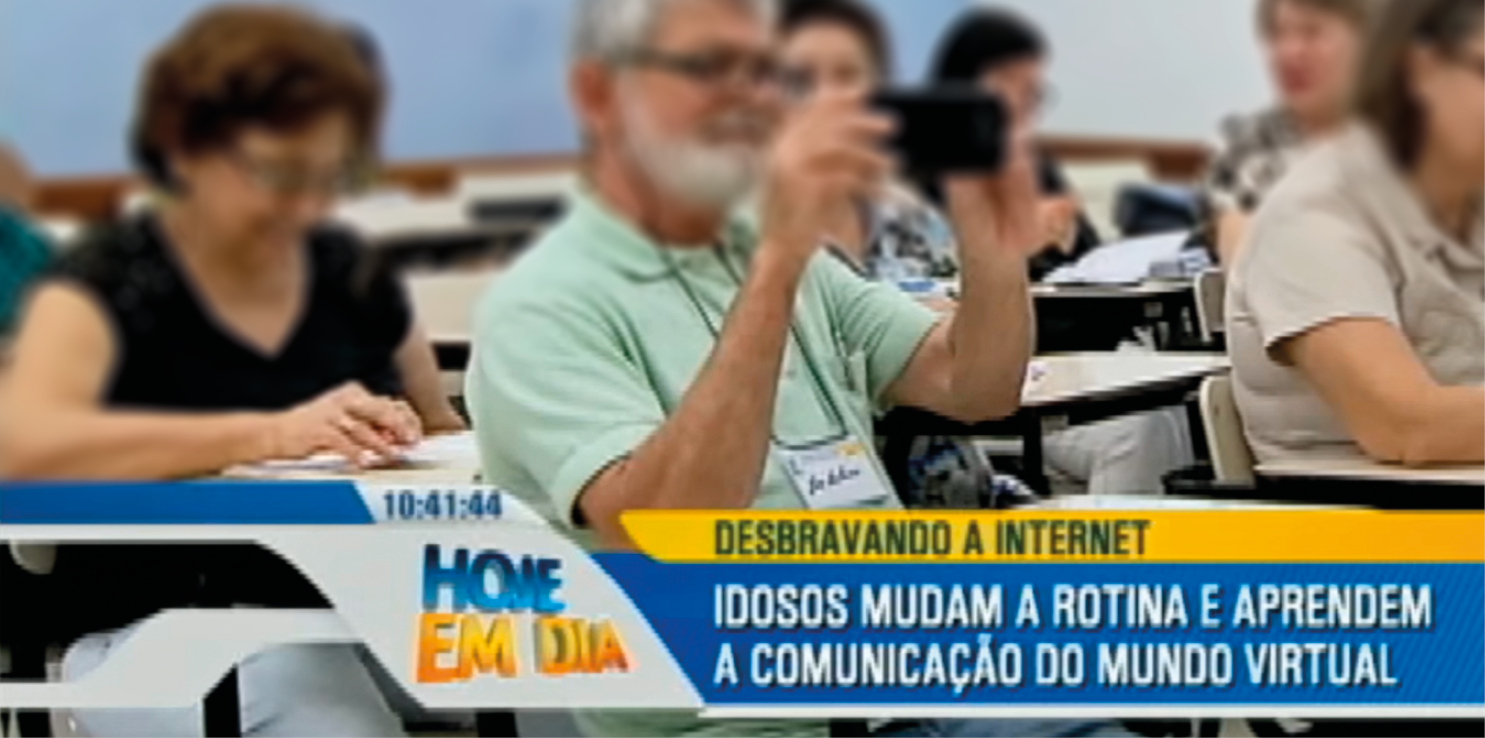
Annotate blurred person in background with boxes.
[926,7,1101,282]
[778,0,958,282]
[1206,0,1376,265]
[0,3,463,481]
[1228,0,1484,467]
[0,5,465,735]
[922,6,1196,497]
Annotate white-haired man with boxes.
[467,1,1127,736]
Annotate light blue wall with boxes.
[0,0,970,176]
[991,0,1267,142]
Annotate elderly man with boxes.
[468,1,1126,736]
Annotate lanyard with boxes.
[823,198,882,279]
[659,244,853,440]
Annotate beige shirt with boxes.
[1227,125,1485,463]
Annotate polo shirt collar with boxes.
[1344,125,1485,272]
[566,184,759,280]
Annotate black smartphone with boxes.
[869,88,1009,176]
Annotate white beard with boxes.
[621,100,764,212]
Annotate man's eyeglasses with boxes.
[229,151,371,197]
[621,48,784,90]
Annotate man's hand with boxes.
[885,126,1036,424]
[940,129,1042,261]
[758,91,894,273]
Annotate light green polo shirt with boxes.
[465,188,939,737]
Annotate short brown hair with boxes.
[1357,0,1483,167]
[1257,0,1376,34]
[131,3,384,189]
[781,0,894,77]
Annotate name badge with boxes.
[777,436,894,510]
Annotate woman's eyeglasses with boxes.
[229,151,371,197]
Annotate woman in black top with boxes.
[0,6,461,736]
[925,7,1103,281]
[1,7,462,482]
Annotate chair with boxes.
[1198,375,1254,485]
[1193,269,1226,345]
[455,172,574,204]
[453,172,570,237]
[3,543,63,737]
[1060,160,1153,240]
[333,198,472,243]
[1114,183,1204,238]
[8,543,55,576]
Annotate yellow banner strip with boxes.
[620,510,1483,564]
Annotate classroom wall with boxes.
[0,0,583,176]
[0,0,968,176]
[988,0,1272,143]
[0,0,1270,177]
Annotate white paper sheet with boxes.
[229,432,479,477]
[400,432,480,467]
[1042,231,1191,286]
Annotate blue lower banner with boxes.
[3,497,1482,719]
[597,558,1483,707]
